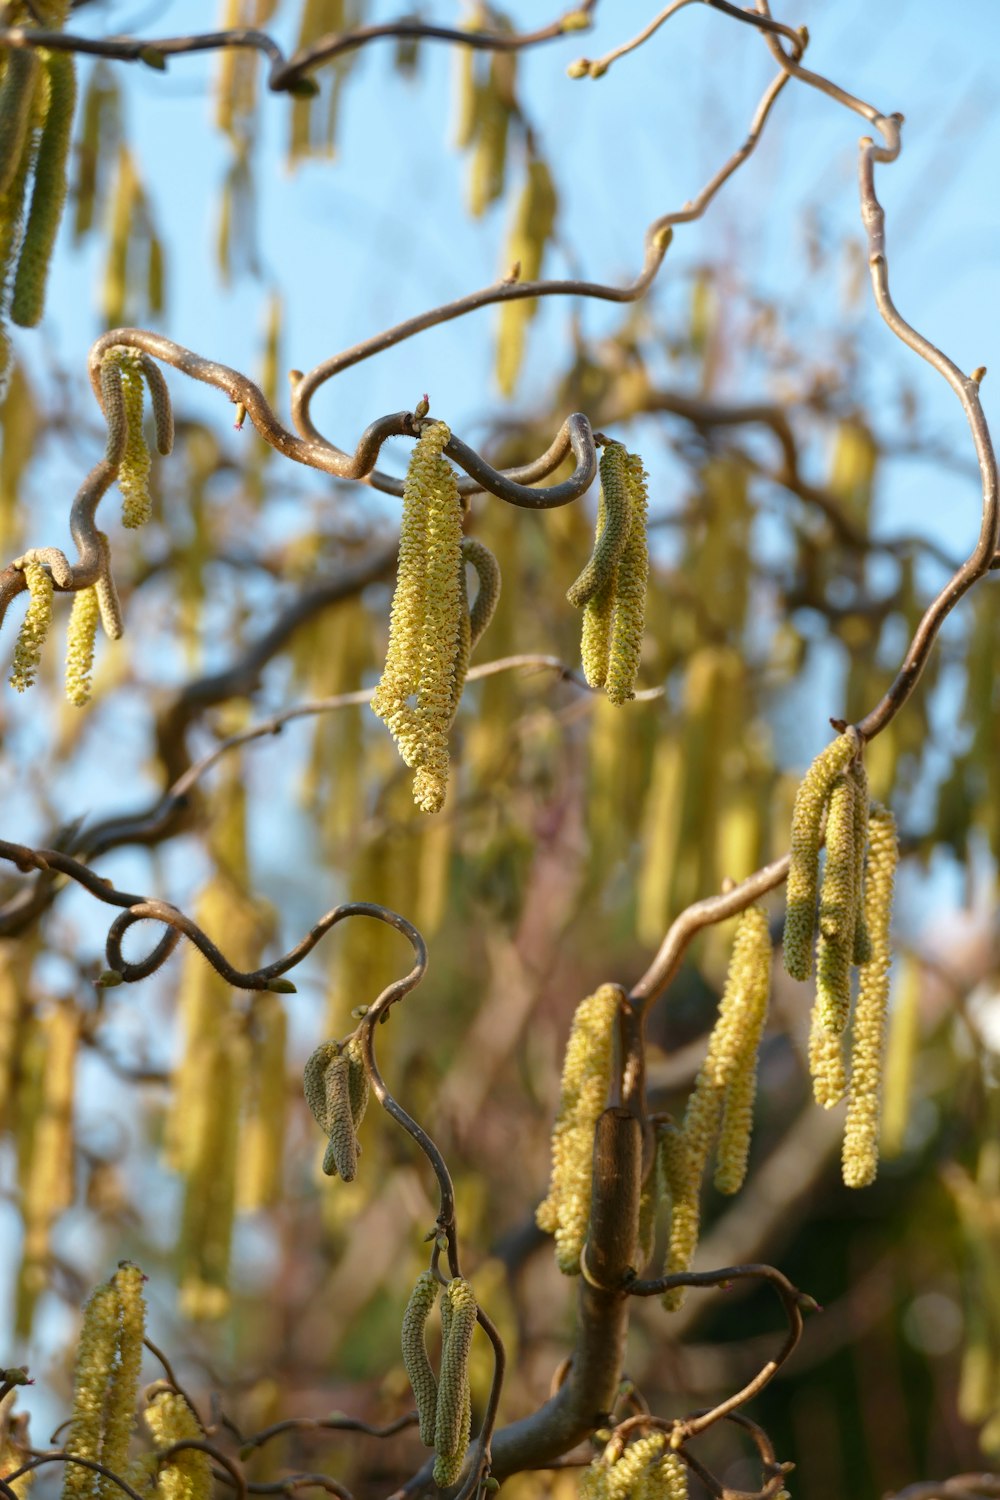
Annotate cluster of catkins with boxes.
[371,419,500,813]
[568,442,650,704]
[401,1270,479,1487]
[303,1035,370,1181]
[0,4,76,387]
[7,347,171,704]
[59,1263,211,1500]
[536,912,771,1309]
[783,729,899,1188]
[579,1431,688,1500]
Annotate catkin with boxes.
[783,729,859,980]
[605,452,650,706]
[62,1265,147,1500]
[117,354,152,528]
[65,586,100,706]
[10,561,53,691]
[842,803,898,1188]
[495,157,557,395]
[462,535,502,648]
[815,772,861,1035]
[714,908,772,1194]
[0,50,38,201]
[808,1007,847,1109]
[11,50,76,328]
[321,1053,357,1181]
[433,1277,476,1487]
[372,421,473,813]
[850,758,872,965]
[568,443,632,610]
[400,1270,440,1446]
[536,984,622,1274]
[143,1392,211,1500]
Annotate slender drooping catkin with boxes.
[462,535,501,648]
[345,1034,369,1131]
[495,157,557,395]
[433,1277,476,1488]
[568,443,632,609]
[321,1052,357,1181]
[536,984,621,1274]
[850,758,872,965]
[303,1039,338,1132]
[809,1007,847,1108]
[581,1434,671,1500]
[65,586,100,706]
[662,909,771,1305]
[815,772,862,1035]
[605,452,650,706]
[117,354,151,528]
[401,1270,440,1446]
[10,561,53,691]
[372,421,471,813]
[143,1391,211,1500]
[0,50,38,201]
[842,803,898,1188]
[11,51,76,328]
[783,729,859,980]
[137,351,174,454]
[62,1265,146,1500]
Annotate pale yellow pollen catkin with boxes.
[714,907,772,1194]
[783,730,859,981]
[11,49,77,329]
[61,1265,145,1500]
[605,452,650,706]
[10,561,53,692]
[99,1264,146,1500]
[603,1434,668,1500]
[537,984,622,1274]
[808,1007,847,1109]
[64,586,100,707]
[143,1391,211,1500]
[815,771,861,1035]
[401,1270,440,1447]
[842,803,898,1188]
[851,758,872,965]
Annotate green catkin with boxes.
[321,1052,358,1180]
[11,50,76,328]
[433,1285,473,1488]
[815,772,861,1035]
[10,561,53,691]
[605,452,650,705]
[143,1392,211,1500]
[345,1034,369,1130]
[400,1270,440,1446]
[138,352,174,455]
[567,443,632,609]
[65,586,100,706]
[99,357,127,466]
[842,803,898,1188]
[303,1040,338,1132]
[462,535,502,648]
[537,984,622,1274]
[783,729,859,981]
[0,50,38,200]
[433,1277,477,1486]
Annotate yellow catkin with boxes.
[642,1450,689,1500]
[842,803,898,1188]
[537,984,622,1274]
[605,452,650,706]
[495,157,557,395]
[0,49,38,200]
[467,49,515,217]
[850,758,872,965]
[662,910,771,1304]
[588,1434,668,1500]
[10,561,53,691]
[236,993,287,1212]
[808,1007,847,1109]
[99,1265,146,1500]
[63,1282,120,1500]
[64,586,100,706]
[11,50,76,328]
[433,1278,476,1487]
[815,772,862,1035]
[713,907,772,1194]
[143,1392,211,1500]
[372,421,467,813]
[400,1270,440,1446]
[783,730,859,980]
[117,354,152,528]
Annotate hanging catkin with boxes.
[11,50,77,328]
[10,561,53,692]
[61,1264,146,1500]
[782,729,859,980]
[401,1270,440,1446]
[537,984,621,1274]
[433,1277,477,1488]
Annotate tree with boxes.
[0,2,998,1498]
